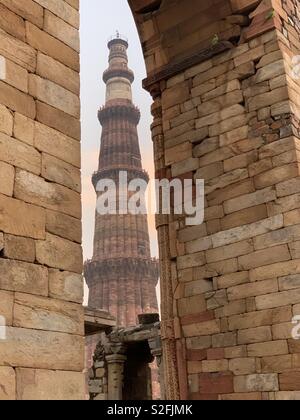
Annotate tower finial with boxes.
[116,30,120,39]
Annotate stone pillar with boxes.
[106,345,127,400]
[148,336,165,399]
[0,0,84,400]
[150,92,181,400]
[134,0,300,401]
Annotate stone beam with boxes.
[129,0,162,14]
[230,0,260,12]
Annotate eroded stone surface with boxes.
[0,367,15,400]
[16,369,85,401]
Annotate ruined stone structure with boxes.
[129,0,300,400]
[89,314,162,401]
[84,35,159,326]
[1,0,300,401]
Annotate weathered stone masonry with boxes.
[1,0,300,401]
[85,36,159,327]
[0,0,85,400]
[84,37,160,398]
[89,314,162,401]
[130,0,300,401]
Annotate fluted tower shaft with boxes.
[85,35,159,327]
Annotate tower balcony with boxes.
[103,66,135,84]
[92,166,150,190]
[84,257,159,287]
[98,101,141,125]
[107,34,128,49]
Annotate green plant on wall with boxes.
[211,34,219,47]
[266,9,275,20]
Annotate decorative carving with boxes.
[90,319,162,400]
[98,102,140,125]
[106,342,127,357]
[94,340,106,363]
[150,89,181,400]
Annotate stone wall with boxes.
[1,0,300,401]
[89,320,162,401]
[0,0,85,400]
[130,0,300,400]
[89,352,108,401]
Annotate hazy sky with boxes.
[80,0,158,266]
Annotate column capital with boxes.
[106,353,127,364]
[105,342,127,358]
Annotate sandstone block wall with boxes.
[0,0,84,400]
[89,359,108,401]
[1,0,300,401]
[135,0,300,401]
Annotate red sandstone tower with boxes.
[85,34,159,327]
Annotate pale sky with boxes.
[80,0,158,269]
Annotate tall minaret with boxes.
[85,34,159,327]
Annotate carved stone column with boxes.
[150,86,180,400]
[148,336,165,399]
[106,344,127,400]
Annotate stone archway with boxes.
[1,0,300,401]
[88,317,162,401]
[128,0,300,401]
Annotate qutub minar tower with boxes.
[84,34,159,327]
